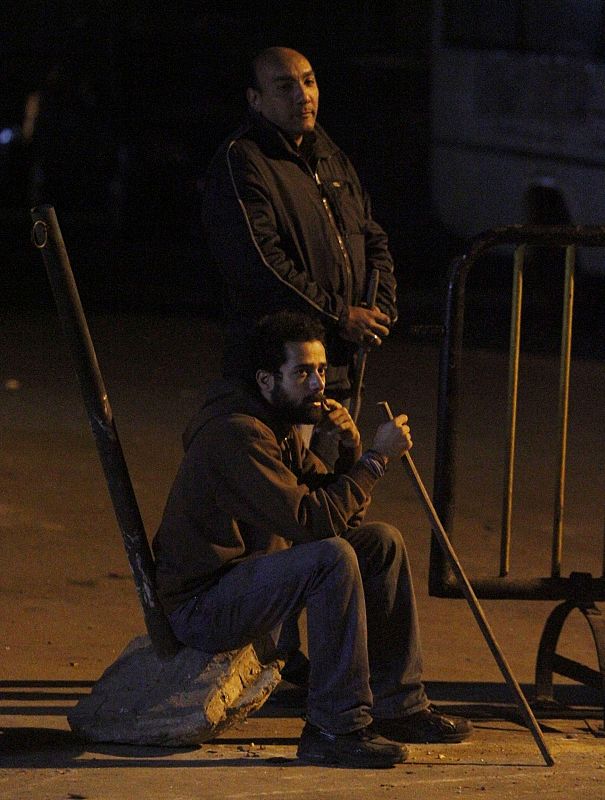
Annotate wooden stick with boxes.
[378,400,554,767]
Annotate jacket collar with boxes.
[245,111,338,162]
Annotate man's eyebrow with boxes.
[272,69,315,83]
[291,360,327,370]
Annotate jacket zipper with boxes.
[312,168,353,306]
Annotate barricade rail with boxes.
[429,224,605,725]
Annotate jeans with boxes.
[168,522,428,734]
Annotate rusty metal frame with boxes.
[430,224,605,600]
[430,224,605,725]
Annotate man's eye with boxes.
[305,78,316,86]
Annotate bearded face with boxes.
[259,340,327,425]
[270,378,324,424]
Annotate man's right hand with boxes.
[371,415,413,460]
[340,305,391,346]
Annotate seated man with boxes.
[152,311,471,768]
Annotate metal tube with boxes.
[602,512,605,579]
[430,256,468,595]
[551,245,575,578]
[379,400,554,767]
[350,269,380,424]
[30,205,180,659]
[500,245,525,576]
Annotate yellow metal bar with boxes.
[602,514,605,578]
[551,245,575,578]
[500,246,525,576]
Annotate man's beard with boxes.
[270,383,323,425]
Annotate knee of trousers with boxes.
[313,537,361,583]
[357,522,407,564]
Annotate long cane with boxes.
[350,268,380,424]
[378,400,554,767]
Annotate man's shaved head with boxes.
[250,47,307,89]
[246,47,319,144]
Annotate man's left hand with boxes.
[340,305,391,347]
[316,398,361,449]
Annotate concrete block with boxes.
[68,635,282,746]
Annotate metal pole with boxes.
[551,245,575,578]
[378,400,554,766]
[350,268,380,423]
[602,512,605,579]
[430,255,468,595]
[30,204,180,659]
[500,245,525,576]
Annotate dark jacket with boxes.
[152,379,379,615]
[202,114,397,368]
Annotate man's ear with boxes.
[256,369,274,396]
[246,87,261,111]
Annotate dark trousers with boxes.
[168,522,428,734]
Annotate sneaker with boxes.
[373,705,473,744]
[297,721,407,768]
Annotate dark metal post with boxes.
[31,204,180,659]
[430,255,468,595]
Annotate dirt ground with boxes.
[1,309,605,799]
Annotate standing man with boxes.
[152,311,471,769]
[202,46,397,403]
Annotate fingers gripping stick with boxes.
[377,401,554,767]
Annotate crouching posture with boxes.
[152,311,471,768]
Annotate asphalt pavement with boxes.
[1,309,605,799]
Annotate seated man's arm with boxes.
[202,416,379,544]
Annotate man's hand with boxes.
[340,305,391,347]
[315,398,361,449]
[371,414,412,460]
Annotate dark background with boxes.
[1,1,439,318]
[2,1,604,357]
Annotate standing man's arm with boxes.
[362,192,398,325]
[203,144,345,327]
[326,155,398,348]
[337,197,397,347]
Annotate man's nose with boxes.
[294,81,308,103]
[308,369,325,390]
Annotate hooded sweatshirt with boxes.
[152,378,381,614]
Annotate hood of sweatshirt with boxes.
[182,378,291,452]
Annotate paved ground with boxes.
[1,309,604,799]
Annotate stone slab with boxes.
[67,635,282,746]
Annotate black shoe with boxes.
[297,721,407,768]
[373,705,473,744]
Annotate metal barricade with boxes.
[430,224,605,727]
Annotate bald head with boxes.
[247,47,319,144]
[250,47,307,88]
